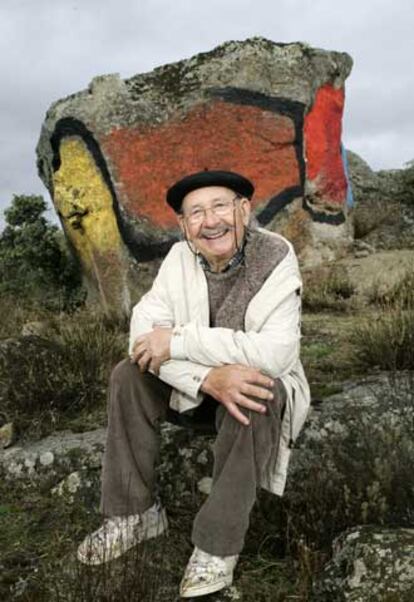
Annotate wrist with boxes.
[170,325,186,360]
[200,368,215,394]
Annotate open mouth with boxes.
[201,228,231,240]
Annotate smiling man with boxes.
[77,170,310,598]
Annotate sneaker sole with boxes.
[77,509,168,566]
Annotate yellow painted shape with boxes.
[52,137,123,270]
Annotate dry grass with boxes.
[0,304,127,437]
[302,265,355,313]
[351,267,414,371]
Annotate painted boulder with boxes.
[37,37,353,315]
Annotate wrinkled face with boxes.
[178,185,251,268]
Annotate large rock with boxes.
[0,428,106,482]
[3,372,412,522]
[347,151,414,249]
[0,423,215,511]
[37,37,353,315]
[313,526,414,601]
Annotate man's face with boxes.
[179,185,251,268]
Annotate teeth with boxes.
[204,231,227,239]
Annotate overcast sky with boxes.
[1,0,413,229]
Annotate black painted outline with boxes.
[50,89,345,264]
[303,198,346,225]
[209,87,345,225]
[50,118,177,261]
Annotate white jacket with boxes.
[129,228,310,496]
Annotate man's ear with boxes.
[240,198,251,226]
[177,215,186,236]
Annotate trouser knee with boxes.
[109,357,138,386]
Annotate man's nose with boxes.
[202,207,221,227]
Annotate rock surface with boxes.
[0,422,15,449]
[313,526,414,601]
[0,428,105,482]
[347,150,414,250]
[2,372,412,505]
[37,37,353,315]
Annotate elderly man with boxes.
[77,170,310,598]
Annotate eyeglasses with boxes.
[181,195,240,226]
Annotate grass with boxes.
[302,264,355,313]
[351,268,414,371]
[366,266,414,308]
[301,313,364,400]
[0,467,305,601]
[351,305,414,371]
[0,302,127,438]
[0,294,56,340]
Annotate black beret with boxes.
[166,170,255,213]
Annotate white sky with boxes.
[1,0,413,228]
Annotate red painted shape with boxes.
[304,85,347,207]
[101,101,300,229]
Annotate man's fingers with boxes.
[138,351,152,372]
[149,358,161,375]
[241,383,273,401]
[132,344,147,362]
[235,393,267,414]
[226,402,250,426]
[245,371,274,389]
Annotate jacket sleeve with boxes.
[128,263,211,401]
[169,261,302,379]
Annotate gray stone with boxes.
[0,422,15,449]
[39,451,54,466]
[313,526,414,601]
[2,372,412,497]
[51,470,94,503]
[354,249,370,258]
[0,422,214,508]
[347,150,414,250]
[197,476,213,495]
[296,371,413,450]
[0,428,106,481]
[21,320,52,337]
[353,239,375,252]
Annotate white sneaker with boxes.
[77,501,168,566]
[179,546,239,598]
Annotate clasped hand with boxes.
[201,364,274,426]
[130,326,172,374]
[131,331,274,426]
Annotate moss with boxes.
[126,37,304,103]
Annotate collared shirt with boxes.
[197,235,247,273]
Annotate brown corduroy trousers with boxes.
[100,358,286,556]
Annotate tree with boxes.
[0,194,85,309]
